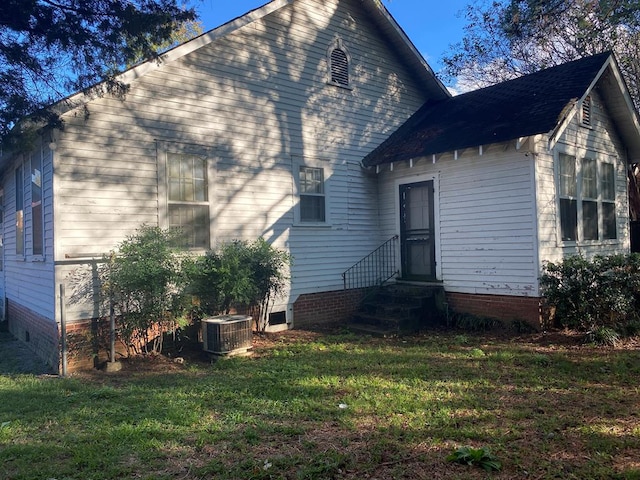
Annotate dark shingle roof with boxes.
[363,52,612,167]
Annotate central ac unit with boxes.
[201,315,253,356]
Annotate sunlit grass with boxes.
[0,332,639,479]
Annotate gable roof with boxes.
[56,0,449,117]
[363,52,640,167]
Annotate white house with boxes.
[1,0,639,372]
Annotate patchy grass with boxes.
[1,330,639,479]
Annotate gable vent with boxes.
[330,48,349,86]
[582,95,592,127]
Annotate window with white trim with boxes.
[327,39,351,88]
[557,153,617,242]
[167,152,210,249]
[299,166,325,223]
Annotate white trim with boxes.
[529,154,541,296]
[607,57,640,143]
[292,156,334,227]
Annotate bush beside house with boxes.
[541,254,640,343]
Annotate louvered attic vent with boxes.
[582,95,592,127]
[330,48,349,86]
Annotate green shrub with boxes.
[186,238,290,331]
[102,226,187,356]
[540,254,640,335]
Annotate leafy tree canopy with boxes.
[0,0,198,148]
[442,0,640,105]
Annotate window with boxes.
[327,39,350,88]
[557,153,617,242]
[167,153,209,249]
[31,150,44,256]
[15,165,24,256]
[299,166,325,222]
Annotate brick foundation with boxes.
[445,292,542,329]
[7,301,60,372]
[65,319,102,372]
[293,288,368,327]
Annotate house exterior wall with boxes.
[377,144,539,300]
[51,0,433,326]
[536,89,630,266]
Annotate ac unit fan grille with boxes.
[202,315,252,355]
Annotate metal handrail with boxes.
[342,235,399,290]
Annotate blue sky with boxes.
[188,0,470,75]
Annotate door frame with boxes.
[395,173,441,281]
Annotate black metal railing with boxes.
[342,235,399,290]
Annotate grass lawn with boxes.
[1,328,639,479]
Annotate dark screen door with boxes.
[400,181,435,280]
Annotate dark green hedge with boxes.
[540,254,640,336]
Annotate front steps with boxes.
[348,282,446,336]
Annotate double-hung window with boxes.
[167,153,210,249]
[299,166,325,223]
[557,152,617,242]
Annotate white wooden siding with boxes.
[536,89,630,268]
[53,0,433,320]
[378,146,539,297]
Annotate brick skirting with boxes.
[446,292,542,329]
[293,288,368,327]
